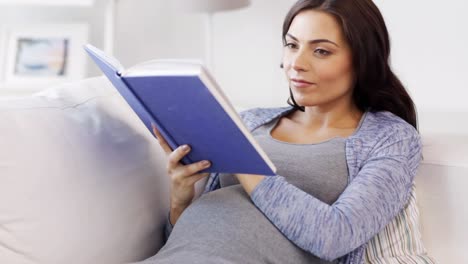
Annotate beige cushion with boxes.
[0,77,170,264]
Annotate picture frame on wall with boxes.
[1,24,89,90]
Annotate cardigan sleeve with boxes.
[250,130,422,261]
[203,172,221,193]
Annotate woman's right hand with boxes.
[152,124,211,225]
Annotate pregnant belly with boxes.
[157,185,333,264]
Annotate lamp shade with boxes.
[172,0,251,13]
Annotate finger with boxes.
[168,144,192,169]
[151,124,172,154]
[186,172,211,186]
[174,160,211,180]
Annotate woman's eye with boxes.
[284,42,297,49]
[314,49,331,56]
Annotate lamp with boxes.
[172,0,251,70]
[104,0,117,55]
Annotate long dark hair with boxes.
[283,0,418,129]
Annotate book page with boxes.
[124,59,204,77]
[84,44,125,74]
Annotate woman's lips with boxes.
[291,78,315,88]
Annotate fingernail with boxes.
[201,160,210,167]
[181,145,190,151]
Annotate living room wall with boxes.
[114,0,468,114]
[1,0,465,116]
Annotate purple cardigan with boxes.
[202,106,422,264]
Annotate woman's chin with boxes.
[292,98,319,107]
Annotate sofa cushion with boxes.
[364,185,435,263]
[0,77,170,264]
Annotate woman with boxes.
[139,0,433,263]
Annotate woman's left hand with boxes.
[235,173,266,195]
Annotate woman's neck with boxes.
[290,103,363,131]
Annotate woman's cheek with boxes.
[316,58,353,85]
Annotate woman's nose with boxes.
[291,50,309,72]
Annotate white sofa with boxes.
[415,131,468,263]
[0,77,466,263]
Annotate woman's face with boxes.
[283,9,355,109]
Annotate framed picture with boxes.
[1,24,89,90]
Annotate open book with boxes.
[84,44,276,175]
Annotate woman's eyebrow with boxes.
[286,33,339,47]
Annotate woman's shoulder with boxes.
[359,110,419,139]
[239,106,293,131]
[354,111,422,161]
[349,111,422,178]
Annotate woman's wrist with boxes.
[236,173,266,195]
[169,201,190,225]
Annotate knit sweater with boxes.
[203,106,422,264]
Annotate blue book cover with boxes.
[84,44,276,176]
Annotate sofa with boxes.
[0,77,466,263]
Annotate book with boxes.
[84,44,276,176]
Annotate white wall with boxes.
[114,1,206,67]
[1,0,464,127]
[374,0,468,112]
[115,0,468,114]
[114,0,294,109]
[0,0,466,112]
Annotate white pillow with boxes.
[0,77,170,264]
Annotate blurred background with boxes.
[0,0,467,117]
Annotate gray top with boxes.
[140,117,348,264]
[220,118,348,205]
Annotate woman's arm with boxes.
[240,132,422,261]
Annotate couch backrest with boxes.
[416,134,468,263]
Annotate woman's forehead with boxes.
[288,9,345,44]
